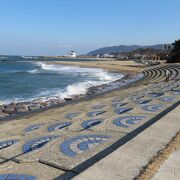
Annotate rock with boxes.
[39,101,48,107]
[0,111,8,118]
[15,104,29,113]
[0,106,4,111]
[64,98,72,102]
[4,102,16,109]
[3,107,15,115]
[28,104,41,111]
[3,102,17,114]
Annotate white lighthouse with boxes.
[67,50,77,58]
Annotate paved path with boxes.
[151,149,180,180]
[0,64,180,179]
[73,106,180,180]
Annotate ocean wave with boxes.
[0,75,123,105]
[0,61,124,105]
[29,61,123,80]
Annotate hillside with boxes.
[87,44,164,56]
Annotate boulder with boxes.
[0,111,8,118]
[5,102,16,109]
[64,98,72,102]
[0,106,4,111]
[3,107,15,115]
[28,104,41,111]
[39,101,48,107]
[15,104,29,113]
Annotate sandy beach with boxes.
[47,60,145,74]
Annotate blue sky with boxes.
[0,0,180,55]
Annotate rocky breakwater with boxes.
[0,95,85,119]
[0,73,137,120]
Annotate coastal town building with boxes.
[116,54,129,60]
[66,50,77,58]
[102,53,114,58]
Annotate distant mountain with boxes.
[87,44,164,56]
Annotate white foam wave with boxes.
[27,69,39,74]
[1,61,124,105]
[57,81,99,98]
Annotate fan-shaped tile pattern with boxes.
[60,134,111,157]
[148,92,164,98]
[92,105,106,110]
[0,174,36,180]
[25,124,44,133]
[135,99,152,104]
[81,119,103,129]
[112,98,124,103]
[159,96,176,102]
[113,116,146,128]
[114,107,133,115]
[65,112,81,120]
[141,104,165,112]
[112,103,128,108]
[0,140,18,150]
[170,91,180,95]
[87,111,106,117]
[23,135,59,153]
[129,95,144,101]
[48,122,72,132]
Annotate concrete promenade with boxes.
[0,63,180,179]
[73,105,180,180]
[152,149,180,180]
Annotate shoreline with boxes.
[46,60,145,74]
[0,60,144,120]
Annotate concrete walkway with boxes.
[73,105,180,180]
[0,64,180,179]
[151,149,180,180]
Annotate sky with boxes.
[0,0,180,56]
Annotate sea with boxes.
[0,59,123,105]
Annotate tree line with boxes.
[167,39,180,63]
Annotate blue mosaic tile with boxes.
[141,104,165,112]
[114,107,133,115]
[65,112,81,120]
[81,119,103,129]
[159,96,176,102]
[135,99,152,104]
[25,124,44,133]
[170,91,180,95]
[23,135,59,154]
[148,92,164,98]
[112,102,128,109]
[0,174,36,180]
[48,122,72,132]
[92,105,106,110]
[87,111,106,117]
[113,116,145,128]
[0,140,18,150]
[172,87,180,92]
[112,98,124,103]
[129,95,144,101]
[60,134,111,157]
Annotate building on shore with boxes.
[102,53,115,58]
[66,50,77,58]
